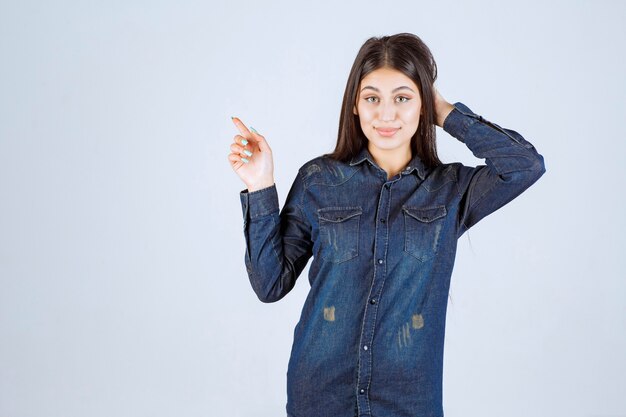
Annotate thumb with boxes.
[250,127,270,151]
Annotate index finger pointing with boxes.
[231,117,253,140]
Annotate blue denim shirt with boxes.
[238,102,546,417]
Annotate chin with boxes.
[369,135,407,145]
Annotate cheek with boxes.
[357,105,375,122]
[402,106,421,123]
[359,106,373,119]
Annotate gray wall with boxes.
[1,1,624,416]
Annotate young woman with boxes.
[228,33,546,417]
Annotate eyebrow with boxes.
[360,86,416,93]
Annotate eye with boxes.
[396,96,410,103]
[365,97,378,103]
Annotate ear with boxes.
[353,105,358,115]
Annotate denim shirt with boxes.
[238,102,546,417]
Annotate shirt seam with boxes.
[452,102,531,150]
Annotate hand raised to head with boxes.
[432,86,454,128]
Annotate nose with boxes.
[379,100,395,122]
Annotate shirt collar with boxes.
[349,146,429,180]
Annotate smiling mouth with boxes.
[376,127,400,137]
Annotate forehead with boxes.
[359,67,418,91]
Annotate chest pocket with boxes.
[402,205,447,262]
[317,206,362,264]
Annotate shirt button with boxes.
[380,218,385,223]
[370,298,377,304]
[359,388,365,394]
[377,259,383,264]
[363,345,368,351]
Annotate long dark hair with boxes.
[323,33,442,169]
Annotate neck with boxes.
[368,144,412,179]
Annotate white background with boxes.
[1,1,625,416]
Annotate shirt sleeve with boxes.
[442,102,546,237]
[239,170,313,303]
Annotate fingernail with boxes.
[231,116,236,120]
[241,139,248,145]
[241,157,249,163]
[243,149,253,157]
[250,126,258,134]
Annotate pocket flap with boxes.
[402,205,447,223]
[318,207,363,222]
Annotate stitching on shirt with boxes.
[474,169,500,204]
[317,207,361,263]
[246,185,274,196]
[296,170,315,265]
[460,111,474,138]
[250,208,279,220]
[458,105,528,151]
[307,162,364,188]
[356,298,367,410]
[356,235,376,412]
[247,185,279,219]
[294,169,314,267]
[268,214,283,267]
[451,166,472,235]
[481,120,529,148]
[490,153,540,174]
[296,169,311,230]
[424,165,457,192]
[463,168,501,231]
[364,185,397,411]
[445,164,458,183]
[360,182,394,414]
[455,104,529,150]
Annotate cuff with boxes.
[442,102,482,141]
[240,184,279,220]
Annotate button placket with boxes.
[357,181,392,416]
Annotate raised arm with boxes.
[434,89,546,237]
[228,116,313,303]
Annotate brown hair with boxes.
[322,33,442,168]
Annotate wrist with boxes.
[437,102,455,127]
[247,181,275,193]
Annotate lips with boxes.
[376,127,400,137]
